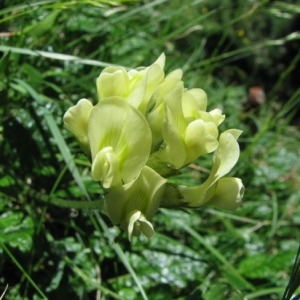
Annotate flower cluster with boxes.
[64,54,244,241]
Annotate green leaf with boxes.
[24,10,61,37]
[203,284,227,300]
[14,79,90,200]
[21,63,43,84]
[0,50,10,76]
[0,211,34,252]
[239,251,296,282]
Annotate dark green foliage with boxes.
[0,0,300,299]
[282,245,300,300]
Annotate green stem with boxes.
[47,197,103,210]
[147,151,178,178]
[160,183,187,208]
[89,212,149,300]
[245,287,284,299]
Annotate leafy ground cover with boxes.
[0,0,300,299]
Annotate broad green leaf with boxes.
[239,251,296,282]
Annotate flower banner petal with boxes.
[210,129,243,183]
[185,119,219,162]
[159,82,187,168]
[88,97,152,186]
[97,66,131,101]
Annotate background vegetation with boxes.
[1,0,300,299]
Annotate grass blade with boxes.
[179,222,255,291]
[14,79,148,299]
[0,46,117,68]
[1,242,48,299]
[14,79,90,200]
[282,245,300,300]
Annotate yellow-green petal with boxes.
[210,129,242,182]
[130,55,166,114]
[96,67,130,101]
[208,177,244,210]
[91,146,122,188]
[182,88,207,122]
[179,129,243,207]
[147,69,183,149]
[159,82,187,168]
[104,166,166,239]
[63,98,93,155]
[126,210,154,241]
[185,119,219,161]
[96,53,166,115]
[88,97,152,186]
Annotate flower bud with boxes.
[96,53,166,115]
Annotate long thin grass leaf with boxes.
[205,208,259,225]
[179,222,255,291]
[13,79,147,298]
[245,287,285,299]
[92,212,149,300]
[3,30,299,71]
[1,242,48,299]
[282,245,300,300]
[193,32,300,69]
[269,49,300,98]
[0,285,8,300]
[14,79,90,200]
[108,0,169,24]
[64,256,125,300]
[0,0,133,22]
[0,46,117,68]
